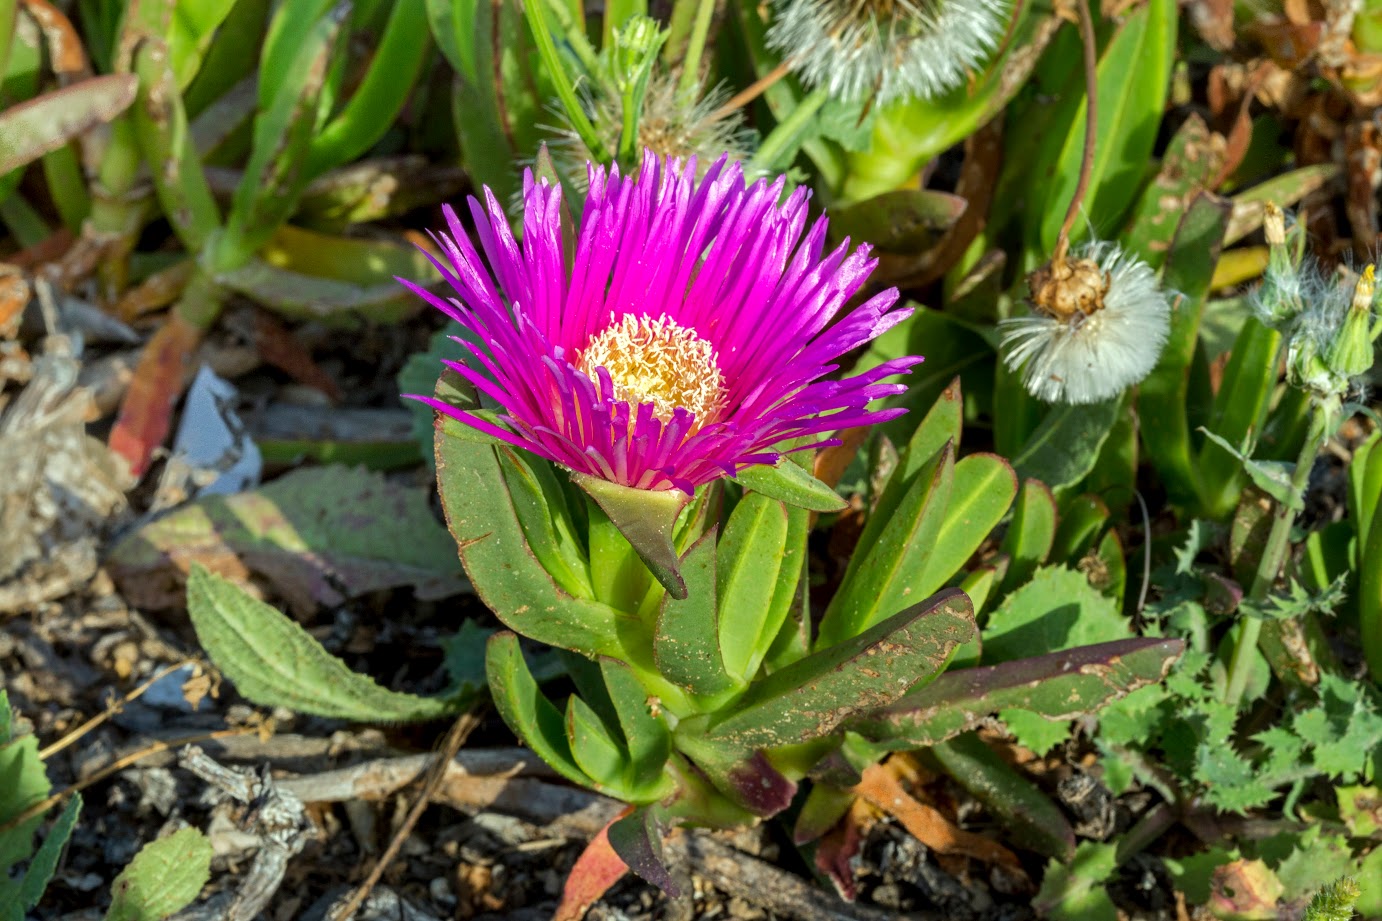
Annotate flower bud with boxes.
[1325,264,1377,379]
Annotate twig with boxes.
[326,709,485,921]
[40,659,195,760]
[276,748,552,802]
[176,746,311,921]
[0,726,260,835]
[1053,0,1099,267]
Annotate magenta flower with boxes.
[402,151,921,494]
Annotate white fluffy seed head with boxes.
[766,0,1011,105]
[999,242,1172,405]
[549,72,757,190]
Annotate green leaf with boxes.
[850,638,1182,748]
[705,589,975,749]
[816,441,955,647]
[1012,397,1123,493]
[106,828,212,921]
[1037,0,1177,252]
[1122,114,1225,268]
[13,795,81,914]
[1034,842,1119,921]
[1050,494,1110,565]
[574,473,690,600]
[909,454,1016,600]
[1138,191,1233,508]
[0,693,54,877]
[598,658,673,796]
[717,493,790,681]
[109,465,466,612]
[607,807,679,896]
[0,75,137,175]
[983,566,1132,665]
[999,478,1058,594]
[567,695,630,793]
[653,531,737,697]
[186,565,463,721]
[1197,317,1283,518]
[486,632,593,788]
[827,189,967,253]
[499,450,594,600]
[1348,431,1382,548]
[435,378,625,656]
[931,733,1075,860]
[734,460,846,512]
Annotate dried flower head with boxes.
[766,0,1011,105]
[999,242,1171,405]
[402,151,920,494]
[551,72,756,190]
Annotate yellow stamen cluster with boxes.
[579,314,728,426]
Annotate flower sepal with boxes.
[571,472,691,600]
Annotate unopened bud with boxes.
[1264,203,1286,246]
[1325,265,1377,378]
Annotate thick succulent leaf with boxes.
[106,827,213,921]
[735,460,847,512]
[1000,479,1058,593]
[706,589,976,749]
[486,632,593,788]
[654,531,738,697]
[1012,397,1124,493]
[1138,192,1233,509]
[671,737,799,817]
[499,450,593,600]
[599,658,673,794]
[607,808,679,897]
[792,782,857,845]
[849,637,1183,748]
[0,75,137,175]
[717,493,790,681]
[931,734,1075,860]
[567,695,630,794]
[186,566,465,722]
[573,473,690,600]
[1197,317,1283,518]
[816,442,956,647]
[436,377,626,656]
[908,453,1016,599]
[1121,114,1225,268]
[828,189,967,253]
[1050,495,1111,565]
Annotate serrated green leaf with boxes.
[983,567,1132,664]
[0,695,52,877]
[1034,842,1119,921]
[12,795,80,914]
[486,632,593,788]
[186,565,462,722]
[106,827,212,921]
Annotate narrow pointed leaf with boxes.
[1012,397,1123,492]
[607,808,680,897]
[707,589,976,749]
[735,460,847,512]
[849,637,1184,747]
[15,795,81,912]
[654,531,737,695]
[572,472,690,599]
[600,658,673,793]
[1000,479,1058,592]
[1050,495,1110,565]
[567,695,630,792]
[0,75,137,175]
[717,493,790,680]
[817,441,956,647]
[909,453,1016,599]
[486,632,593,788]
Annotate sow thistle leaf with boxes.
[186,566,463,722]
[106,828,212,921]
[983,566,1132,664]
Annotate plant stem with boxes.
[1222,404,1330,706]
[676,0,717,98]
[748,87,828,174]
[1053,0,1099,267]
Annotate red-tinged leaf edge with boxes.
[553,807,634,921]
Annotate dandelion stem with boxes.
[677,0,718,97]
[1223,404,1330,706]
[710,60,793,121]
[1054,0,1099,267]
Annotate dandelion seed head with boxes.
[578,314,728,428]
[999,242,1171,405]
[767,0,1010,105]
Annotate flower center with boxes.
[1028,256,1111,322]
[579,314,728,426]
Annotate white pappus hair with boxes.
[766,0,1011,106]
[999,242,1172,405]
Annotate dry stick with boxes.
[39,659,195,760]
[0,726,260,835]
[1052,0,1100,268]
[326,709,485,921]
[709,60,793,121]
